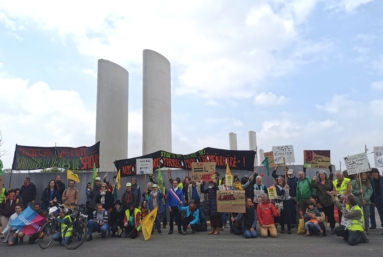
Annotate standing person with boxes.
[62,180,79,208]
[233,172,256,200]
[370,168,383,230]
[131,178,141,207]
[253,176,268,210]
[109,200,125,237]
[96,183,114,212]
[142,182,153,202]
[179,200,200,235]
[122,202,141,239]
[55,175,66,204]
[20,177,36,208]
[352,172,373,233]
[333,171,352,223]
[276,177,295,234]
[148,184,164,235]
[218,177,231,230]
[40,180,58,211]
[166,180,184,235]
[296,171,312,218]
[183,177,191,204]
[86,183,91,213]
[311,170,336,234]
[139,200,149,220]
[188,180,206,232]
[121,183,138,210]
[201,178,220,235]
[231,198,258,239]
[86,204,109,241]
[257,193,279,238]
[0,189,17,241]
[14,189,23,208]
[88,177,101,220]
[2,204,25,246]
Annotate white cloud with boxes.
[371,81,383,90]
[82,68,96,77]
[339,0,374,12]
[254,92,287,106]
[316,94,360,117]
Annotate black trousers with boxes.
[322,205,336,229]
[169,206,181,232]
[182,218,197,232]
[124,224,138,239]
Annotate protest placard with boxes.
[264,151,277,168]
[137,158,153,174]
[304,150,331,168]
[268,187,276,200]
[225,175,233,187]
[272,145,295,164]
[217,190,245,213]
[253,190,264,203]
[344,153,371,175]
[191,162,216,182]
[374,147,383,169]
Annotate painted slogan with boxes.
[12,142,100,170]
[115,147,256,177]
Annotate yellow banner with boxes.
[141,207,158,241]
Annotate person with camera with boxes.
[86,204,109,241]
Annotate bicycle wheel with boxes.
[64,220,88,250]
[38,220,57,249]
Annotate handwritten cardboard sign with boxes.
[263,151,277,168]
[374,147,383,168]
[272,145,295,164]
[217,190,245,213]
[225,175,233,187]
[253,190,264,203]
[191,162,216,182]
[136,158,153,174]
[304,150,331,169]
[344,153,371,175]
[268,187,276,200]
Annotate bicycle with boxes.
[63,203,88,250]
[38,204,63,249]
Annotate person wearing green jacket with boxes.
[296,171,312,215]
[351,172,373,233]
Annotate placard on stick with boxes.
[191,162,216,182]
[272,145,295,164]
[344,153,371,175]
[217,190,245,213]
[268,187,276,200]
[225,175,233,187]
[374,147,383,169]
[304,150,331,169]
[263,151,277,168]
[136,158,153,174]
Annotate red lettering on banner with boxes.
[218,195,236,201]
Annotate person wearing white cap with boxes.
[121,183,138,210]
[148,184,165,235]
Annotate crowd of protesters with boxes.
[0,166,382,247]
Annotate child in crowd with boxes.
[304,201,323,236]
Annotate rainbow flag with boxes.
[10,206,46,236]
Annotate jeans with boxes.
[370,204,376,227]
[348,231,365,246]
[87,220,108,237]
[242,228,257,238]
[363,204,370,229]
[52,232,70,245]
[305,221,321,233]
[221,213,229,227]
[196,203,207,229]
[304,214,309,223]
[169,206,182,232]
[374,196,383,227]
[155,212,162,232]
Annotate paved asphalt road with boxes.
[1,226,382,257]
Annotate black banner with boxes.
[12,142,100,170]
[115,147,256,177]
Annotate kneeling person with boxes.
[232,198,258,238]
[87,204,109,241]
[257,194,279,238]
[179,200,200,235]
[123,202,141,239]
[52,208,72,245]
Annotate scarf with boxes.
[100,190,106,205]
[189,205,197,213]
[233,181,243,190]
[151,191,158,200]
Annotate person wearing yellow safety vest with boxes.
[333,171,352,224]
[0,187,8,236]
[122,201,141,239]
[329,193,369,245]
[52,208,72,246]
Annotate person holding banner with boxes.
[276,177,295,234]
[167,180,184,235]
[201,178,220,235]
[3,204,24,246]
[122,202,141,239]
[231,198,258,239]
[351,172,373,233]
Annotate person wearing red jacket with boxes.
[257,193,279,238]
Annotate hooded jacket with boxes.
[296,177,312,202]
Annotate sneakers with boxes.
[86,235,93,241]
[182,231,187,235]
[158,231,162,235]
[178,230,183,235]
[168,230,173,235]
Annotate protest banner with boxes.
[191,162,216,182]
[12,142,100,170]
[137,158,153,174]
[272,145,295,164]
[268,187,276,200]
[374,147,383,169]
[217,190,245,213]
[253,190,263,203]
[304,150,331,168]
[225,175,233,187]
[263,151,277,168]
[344,153,371,175]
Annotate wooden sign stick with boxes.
[358,173,364,200]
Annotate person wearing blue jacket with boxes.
[166,180,184,235]
[179,200,200,235]
[148,184,165,235]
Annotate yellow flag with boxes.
[116,170,121,190]
[225,164,233,187]
[141,207,158,241]
[67,170,80,183]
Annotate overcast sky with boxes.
[0,0,382,170]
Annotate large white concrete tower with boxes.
[229,132,238,150]
[142,50,172,155]
[96,59,129,172]
[249,131,258,166]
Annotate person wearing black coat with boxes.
[55,175,66,203]
[109,200,125,237]
[96,183,114,211]
[41,180,59,211]
[20,177,37,207]
[201,179,221,235]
